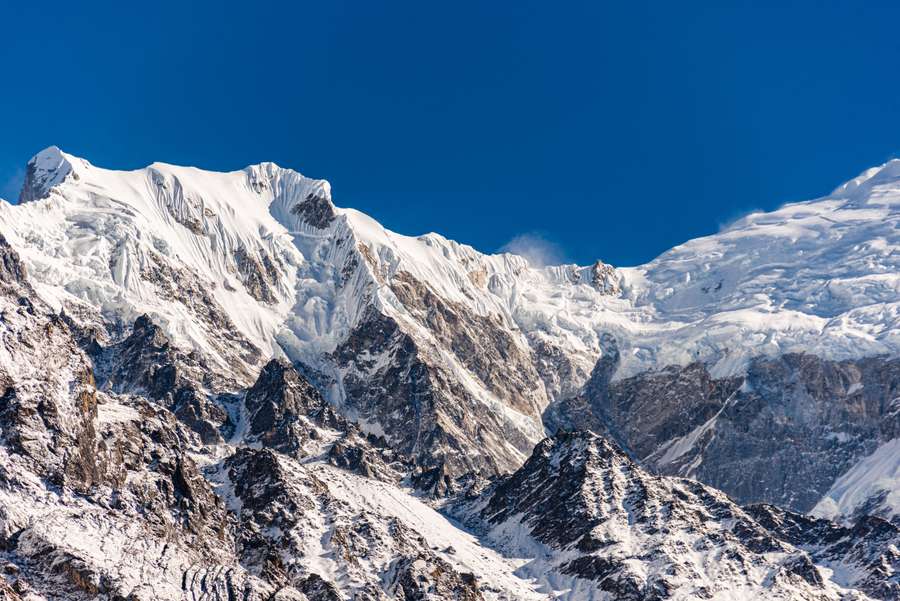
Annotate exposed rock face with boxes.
[466,430,876,600]
[290,191,336,228]
[243,358,343,455]
[333,306,538,487]
[91,399,234,554]
[234,245,281,304]
[0,236,27,286]
[549,351,900,513]
[100,314,193,397]
[327,429,405,483]
[298,573,343,600]
[97,314,230,444]
[388,271,546,419]
[224,447,326,586]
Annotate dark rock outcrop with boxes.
[243,358,344,455]
[298,573,343,601]
[0,236,28,288]
[291,192,336,228]
[386,555,483,601]
[549,351,900,513]
[225,447,324,586]
[234,245,281,304]
[96,314,229,444]
[470,430,842,600]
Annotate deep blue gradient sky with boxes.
[3,2,900,266]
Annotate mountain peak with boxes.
[18,145,84,203]
[540,428,625,461]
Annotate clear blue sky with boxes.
[2,1,900,266]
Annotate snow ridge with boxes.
[1,147,899,599]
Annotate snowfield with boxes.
[813,437,900,524]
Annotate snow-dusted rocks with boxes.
[95,313,232,444]
[458,430,881,601]
[242,357,344,455]
[2,146,900,598]
[220,449,497,600]
[748,503,900,600]
[0,237,276,599]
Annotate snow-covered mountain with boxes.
[617,159,900,379]
[2,146,628,482]
[0,146,898,599]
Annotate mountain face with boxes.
[455,430,892,600]
[1,147,623,483]
[0,147,898,599]
[543,161,900,519]
[546,352,900,514]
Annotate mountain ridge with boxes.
[0,147,898,599]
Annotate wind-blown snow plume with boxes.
[498,231,568,267]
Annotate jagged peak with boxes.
[18,146,86,203]
[131,313,165,336]
[244,160,332,199]
[125,314,174,352]
[524,429,636,483]
[247,356,323,403]
[540,428,627,460]
[254,356,295,382]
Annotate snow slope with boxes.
[812,437,900,524]
[4,147,900,480]
[6,148,900,386]
[614,159,900,379]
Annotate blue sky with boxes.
[2,1,899,266]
